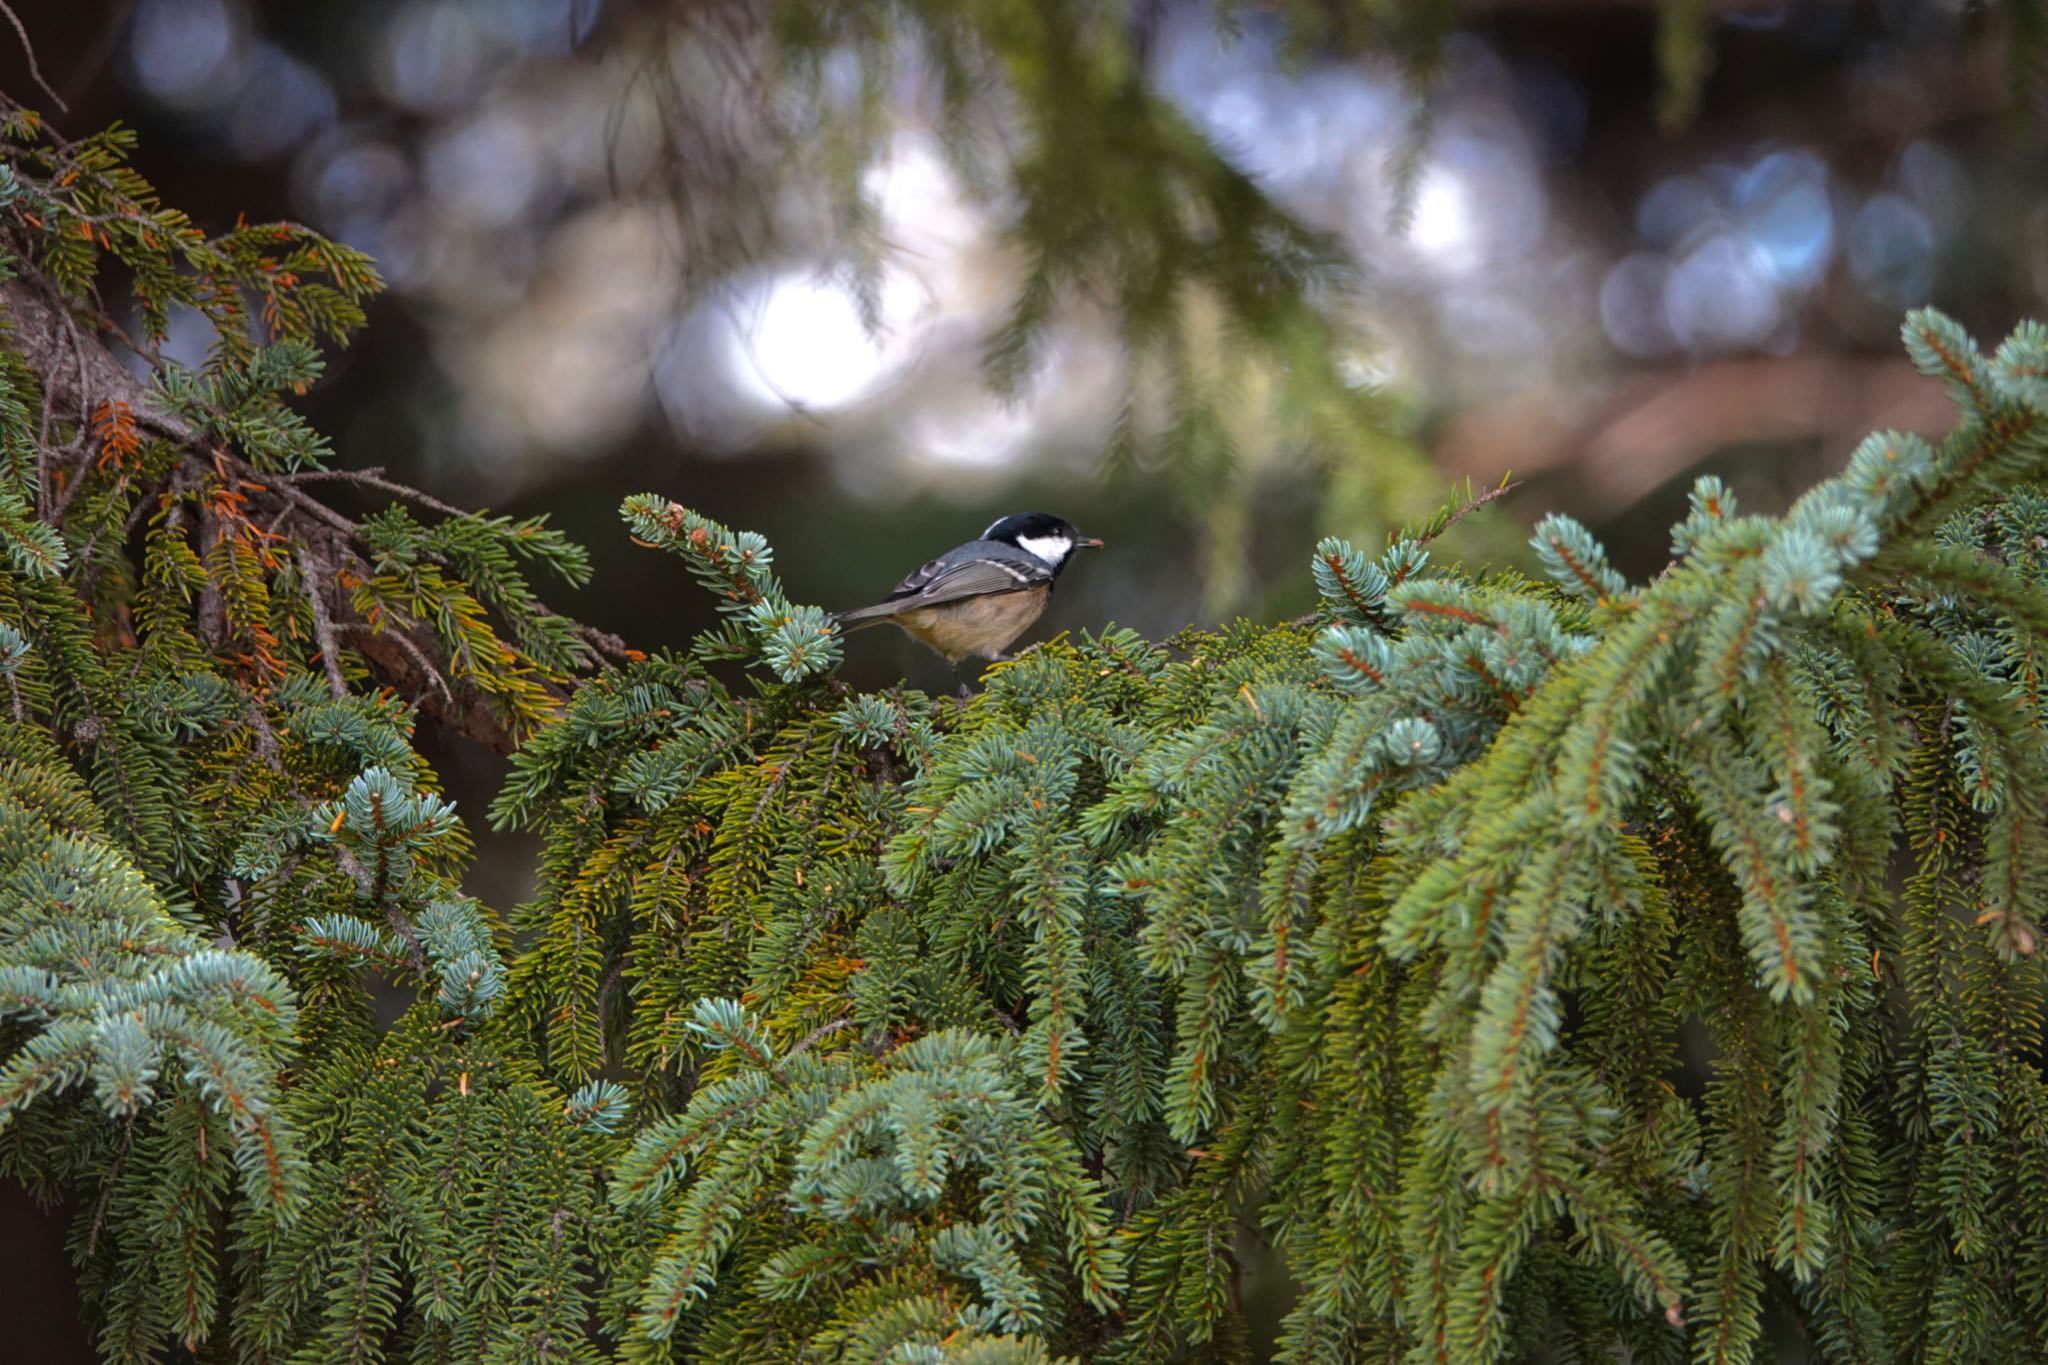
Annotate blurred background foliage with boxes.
[0,0,2035,923]
[0,0,2023,916]
[10,0,2042,687]
[0,0,2045,1357]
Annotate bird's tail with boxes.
[833,602,901,630]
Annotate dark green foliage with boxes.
[13,110,2048,1365]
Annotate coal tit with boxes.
[836,512,1103,665]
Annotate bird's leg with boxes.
[952,660,973,700]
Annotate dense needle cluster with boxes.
[4,109,2048,1365]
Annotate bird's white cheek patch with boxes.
[1016,533,1072,567]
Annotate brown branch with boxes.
[783,1015,855,1064]
[194,496,227,652]
[0,2,67,114]
[226,453,360,537]
[579,623,631,662]
[297,546,349,699]
[335,620,528,755]
[336,621,454,709]
[1422,478,1521,547]
[45,304,94,519]
[279,467,472,520]
[1432,350,1952,516]
[0,279,190,445]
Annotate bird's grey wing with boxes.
[888,546,1051,605]
[838,544,1049,624]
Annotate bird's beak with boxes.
[1077,535,1104,549]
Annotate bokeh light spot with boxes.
[1637,174,1722,250]
[425,114,549,228]
[1401,133,1547,277]
[1897,141,1969,237]
[226,43,336,161]
[1408,168,1479,272]
[1736,150,1832,288]
[294,134,411,229]
[728,272,926,413]
[1848,194,1936,307]
[1665,232,1783,352]
[862,134,982,258]
[1600,252,1677,359]
[125,0,244,109]
[907,396,1039,468]
[490,0,605,54]
[378,1,494,112]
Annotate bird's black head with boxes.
[980,512,1104,572]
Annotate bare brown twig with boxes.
[1420,478,1521,548]
[280,467,473,521]
[338,622,455,709]
[0,2,68,114]
[1433,352,1950,515]
[297,546,350,699]
[784,1016,856,1063]
[47,305,98,521]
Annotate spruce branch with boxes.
[0,265,590,752]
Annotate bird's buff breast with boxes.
[889,586,1050,663]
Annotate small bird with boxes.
[836,512,1103,667]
